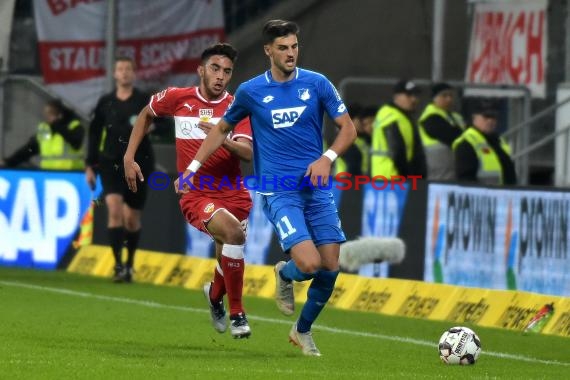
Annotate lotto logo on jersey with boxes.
[271,106,306,129]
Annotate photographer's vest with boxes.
[452,127,511,185]
[354,136,370,175]
[419,104,465,180]
[371,104,413,177]
[37,120,84,170]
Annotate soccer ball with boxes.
[438,326,481,365]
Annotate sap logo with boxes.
[0,177,81,266]
[271,106,306,129]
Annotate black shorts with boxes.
[99,156,154,210]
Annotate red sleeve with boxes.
[148,87,178,117]
[231,117,252,142]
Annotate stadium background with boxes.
[1,0,570,340]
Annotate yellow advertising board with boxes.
[67,246,570,338]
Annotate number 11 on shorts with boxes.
[276,215,297,239]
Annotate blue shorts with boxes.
[260,189,346,252]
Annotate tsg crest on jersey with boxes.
[298,88,310,101]
[271,106,306,128]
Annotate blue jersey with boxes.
[223,67,347,191]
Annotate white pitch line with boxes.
[2,280,569,367]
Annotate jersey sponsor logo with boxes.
[262,95,274,103]
[174,116,220,139]
[179,120,194,136]
[298,89,310,101]
[337,103,346,113]
[271,106,306,129]
[199,108,214,121]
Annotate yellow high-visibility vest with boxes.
[370,104,414,177]
[354,136,370,175]
[419,104,465,147]
[452,127,511,185]
[37,120,84,170]
[419,103,465,180]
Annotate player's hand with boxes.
[124,158,144,193]
[85,166,97,190]
[197,121,215,135]
[305,156,332,187]
[174,169,195,194]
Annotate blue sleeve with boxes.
[223,85,251,127]
[319,77,347,119]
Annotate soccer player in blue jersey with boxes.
[181,19,356,356]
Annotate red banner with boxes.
[34,0,225,115]
[465,0,547,98]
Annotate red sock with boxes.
[210,264,226,303]
[221,244,245,316]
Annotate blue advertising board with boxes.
[0,169,99,269]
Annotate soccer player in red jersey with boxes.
[123,43,253,338]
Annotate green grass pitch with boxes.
[0,267,569,379]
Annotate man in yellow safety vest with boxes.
[370,79,426,178]
[418,82,465,180]
[453,102,516,185]
[1,99,84,170]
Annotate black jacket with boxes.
[86,88,153,167]
[422,114,463,147]
[383,102,427,177]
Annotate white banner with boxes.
[0,0,16,71]
[33,0,224,115]
[465,0,548,98]
[424,184,570,297]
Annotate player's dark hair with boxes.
[201,43,238,63]
[262,19,299,44]
[115,56,136,70]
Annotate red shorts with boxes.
[179,189,252,234]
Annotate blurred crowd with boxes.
[334,80,516,186]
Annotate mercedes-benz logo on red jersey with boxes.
[180,121,193,136]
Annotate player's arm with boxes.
[328,113,358,158]
[85,101,104,190]
[197,120,252,162]
[176,119,234,194]
[3,136,39,167]
[306,113,357,186]
[124,105,154,192]
[222,137,253,162]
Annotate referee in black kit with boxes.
[85,56,154,283]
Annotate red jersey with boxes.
[149,86,252,193]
